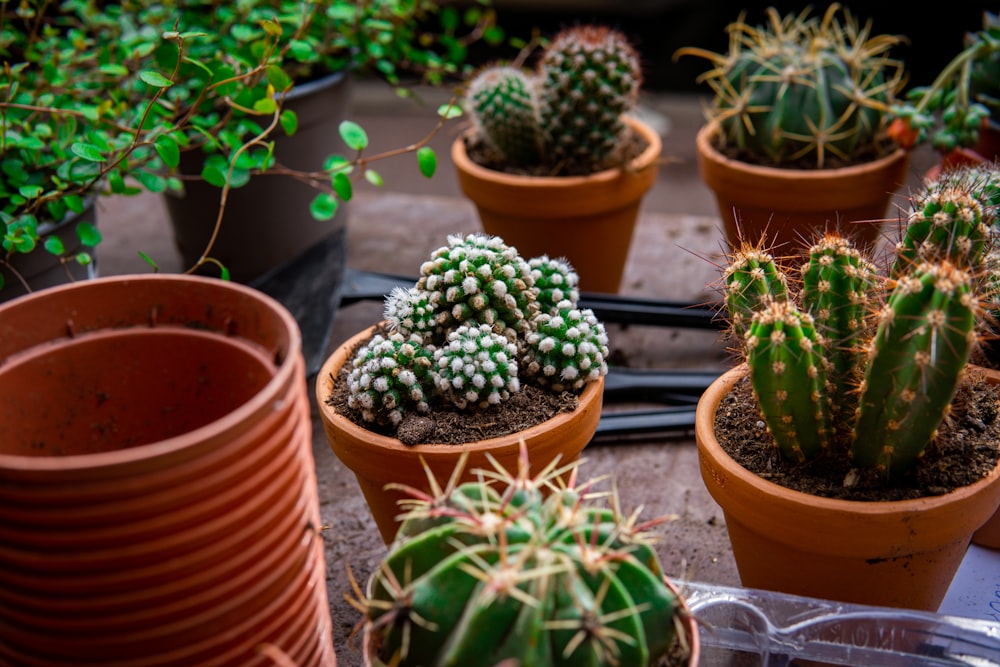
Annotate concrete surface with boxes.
[94,83,941,665]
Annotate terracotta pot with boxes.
[360,575,700,667]
[694,363,1000,611]
[452,115,661,294]
[164,70,351,284]
[0,275,335,666]
[695,121,911,255]
[316,324,605,544]
[972,364,1000,549]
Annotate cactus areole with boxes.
[354,444,694,667]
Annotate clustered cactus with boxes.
[674,4,906,168]
[345,234,609,435]
[465,25,642,175]
[350,444,689,667]
[721,161,1000,479]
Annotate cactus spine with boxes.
[464,25,642,175]
[355,445,686,667]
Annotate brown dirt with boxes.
[713,370,1000,501]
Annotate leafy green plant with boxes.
[464,24,643,175]
[674,4,906,168]
[0,0,498,291]
[347,443,691,667]
[889,11,1000,156]
[344,233,610,432]
[719,163,1000,479]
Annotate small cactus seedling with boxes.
[675,4,906,168]
[349,444,691,667]
[464,24,643,175]
[338,233,609,443]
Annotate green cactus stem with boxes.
[346,332,436,427]
[528,255,580,314]
[524,301,609,393]
[536,25,642,173]
[722,243,789,343]
[433,323,520,410]
[746,299,832,463]
[851,261,978,476]
[355,445,685,667]
[465,65,544,165]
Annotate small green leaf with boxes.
[310,193,339,221]
[253,96,277,114]
[71,142,104,162]
[44,236,65,255]
[154,135,180,169]
[74,252,92,266]
[108,170,126,194]
[339,121,368,151]
[202,163,228,188]
[18,184,44,199]
[280,110,298,136]
[416,147,437,178]
[365,169,383,187]
[266,65,292,93]
[76,221,101,247]
[138,251,160,272]
[139,70,174,88]
[332,172,353,201]
[438,103,463,120]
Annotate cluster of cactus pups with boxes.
[722,161,1000,479]
[345,233,609,435]
[348,443,690,667]
[674,4,907,168]
[465,24,642,175]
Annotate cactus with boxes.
[352,444,687,667]
[721,243,789,341]
[464,25,642,175]
[342,234,609,441]
[675,4,906,168]
[465,65,544,165]
[720,198,985,478]
[537,25,642,173]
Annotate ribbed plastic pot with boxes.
[452,115,661,294]
[695,120,911,255]
[0,275,335,666]
[695,364,1000,611]
[316,324,605,544]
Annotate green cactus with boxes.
[433,323,520,409]
[524,301,609,393]
[851,261,978,474]
[675,4,906,168]
[463,25,642,175]
[384,286,439,339]
[720,196,987,478]
[465,65,544,165]
[721,243,789,341]
[528,255,580,314]
[354,445,687,667]
[346,332,436,427]
[537,25,642,174]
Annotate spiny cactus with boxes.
[675,4,906,168]
[721,243,789,341]
[342,234,609,437]
[464,25,642,175]
[351,445,688,667]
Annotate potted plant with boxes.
[316,233,609,543]
[451,25,662,294]
[346,442,700,667]
[0,274,335,663]
[673,4,912,255]
[694,169,1000,611]
[889,10,1000,174]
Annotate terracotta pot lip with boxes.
[0,275,302,472]
[451,115,662,189]
[697,363,1000,514]
[317,323,604,454]
[695,120,909,179]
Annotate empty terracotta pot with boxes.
[0,275,335,666]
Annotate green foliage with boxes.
[356,445,685,667]
[464,24,643,175]
[0,0,497,289]
[344,234,609,431]
[675,4,906,168]
[890,11,1000,154]
[719,167,998,479]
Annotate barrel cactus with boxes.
[340,234,609,440]
[464,24,642,175]
[724,175,989,478]
[675,4,906,168]
[352,445,691,667]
